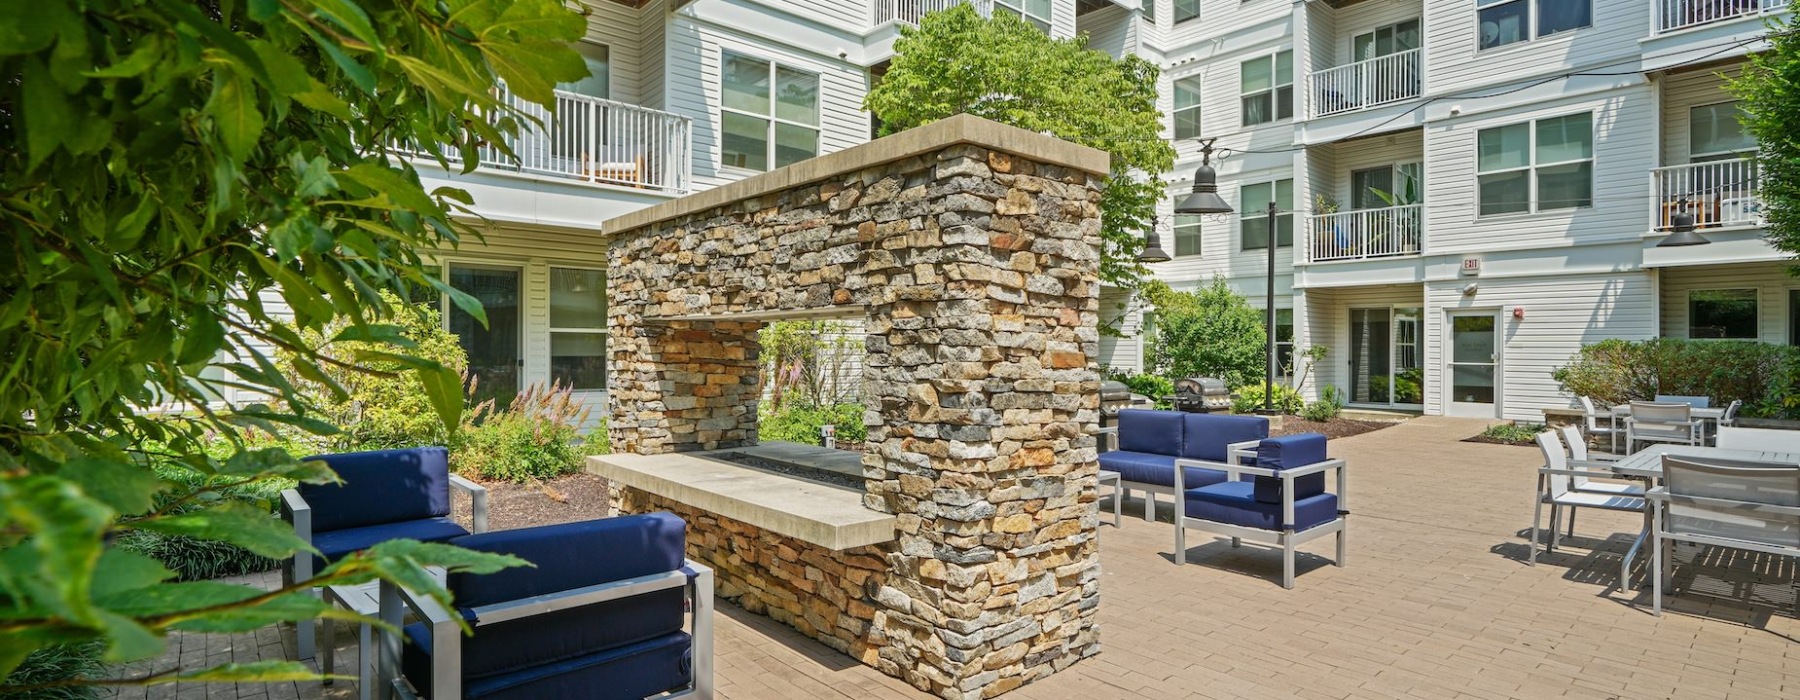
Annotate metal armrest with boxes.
[1225,439,1261,465]
[1095,426,1118,450]
[1173,457,1277,483]
[448,474,488,534]
[1646,488,1800,516]
[379,579,461,700]
[1539,466,1629,479]
[280,489,313,583]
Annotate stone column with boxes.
[862,146,1104,699]
[609,319,760,454]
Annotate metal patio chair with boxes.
[1578,396,1621,453]
[1173,433,1347,589]
[1625,402,1703,453]
[1529,430,1646,566]
[1650,455,1800,615]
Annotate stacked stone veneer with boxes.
[605,116,1107,699]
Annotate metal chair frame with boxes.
[1171,453,1349,589]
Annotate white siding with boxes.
[1660,263,1798,345]
[641,0,669,110]
[1324,0,1423,71]
[1422,81,1656,255]
[1424,271,1656,420]
[1098,289,1145,373]
[1660,65,1745,166]
[665,17,872,190]
[579,0,647,104]
[1080,5,1134,59]
[1322,130,1424,205]
[1423,0,1647,96]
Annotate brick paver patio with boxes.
[114,416,1800,699]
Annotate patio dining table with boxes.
[1608,404,1730,451]
[1608,444,1800,589]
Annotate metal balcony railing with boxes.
[1654,0,1784,34]
[1306,204,1424,263]
[875,0,993,25]
[404,84,693,194]
[1650,157,1762,232]
[1307,48,1423,119]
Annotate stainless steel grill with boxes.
[1172,377,1231,413]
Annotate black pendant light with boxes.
[1175,139,1234,215]
[1139,217,1172,263]
[1657,197,1712,247]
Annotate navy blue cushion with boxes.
[1253,433,1329,505]
[1099,451,1228,489]
[1115,409,1185,456]
[431,514,690,682]
[309,517,467,573]
[1185,481,1339,532]
[403,625,692,700]
[301,447,452,533]
[1180,414,1270,462]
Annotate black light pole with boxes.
[1263,200,1278,415]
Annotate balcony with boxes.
[1306,49,1422,119]
[875,0,992,26]
[1305,205,1423,263]
[1655,0,1784,34]
[410,84,693,195]
[1650,157,1762,232]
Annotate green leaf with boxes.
[130,502,314,560]
[21,58,70,169]
[207,73,264,161]
[417,365,464,434]
[172,661,332,684]
[177,309,226,367]
[58,456,165,515]
[97,609,166,662]
[0,476,113,621]
[0,2,64,55]
[92,548,177,599]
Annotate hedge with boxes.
[1551,338,1800,419]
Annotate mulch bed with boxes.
[1462,434,1538,447]
[1272,416,1400,440]
[450,472,613,532]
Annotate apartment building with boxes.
[1096,0,1793,421]
[219,0,1789,423]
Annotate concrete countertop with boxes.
[585,450,897,551]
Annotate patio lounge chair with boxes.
[1625,402,1703,453]
[281,446,488,661]
[383,513,714,699]
[1098,409,1269,522]
[1529,431,1645,566]
[1650,455,1800,616]
[1172,433,1347,589]
[1715,426,1800,452]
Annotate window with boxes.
[1240,51,1294,125]
[1174,0,1198,25]
[550,268,608,390]
[1791,290,1800,345]
[1690,289,1758,339]
[1173,213,1202,257]
[1265,308,1295,375]
[1173,76,1203,139]
[1478,0,1590,50]
[1142,0,1155,24]
[1353,19,1421,61]
[1690,102,1756,161]
[1240,178,1295,250]
[559,43,610,98]
[720,52,819,172]
[994,0,1052,32]
[1476,113,1592,215]
[1351,162,1421,209]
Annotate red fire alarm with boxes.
[1512,306,1525,320]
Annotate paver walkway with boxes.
[114,416,1800,699]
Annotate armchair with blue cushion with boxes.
[280,446,488,661]
[378,512,714,700]
[1097,409,1270,522]
[1172,433,1348,589]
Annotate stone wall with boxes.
[606,115,1110,700]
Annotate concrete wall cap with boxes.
[601,114,1111,234]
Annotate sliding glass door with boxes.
[1348,306,1424,406]
[448,264,522,410]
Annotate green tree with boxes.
[1733,6,1800,257]
[863,5,1176,290]
[1141,279,1267,388]
[0,0,588,691]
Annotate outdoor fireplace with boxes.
[590,115,1110,700]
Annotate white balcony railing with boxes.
[1307,49,1423,119]
[1650,157,1762,232]
[1306,205,1424,263]
[407,84,693,194]
[875,0,993,25]
[1655,0,1785,34]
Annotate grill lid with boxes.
[1174,376,1229,395]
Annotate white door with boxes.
[1446,311,1500,418]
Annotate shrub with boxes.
[1299,385,1345,422]
[281,291,470,451]
[114,433,297,581]
[114,530,278,583]
[1551,338,1800,418]
[1104,369,1175,409]
[759,402,868,446]
[3,641,105,700]
[1231,383,1305,415]
[452,383,590,482]
[1480,422,1546,444]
